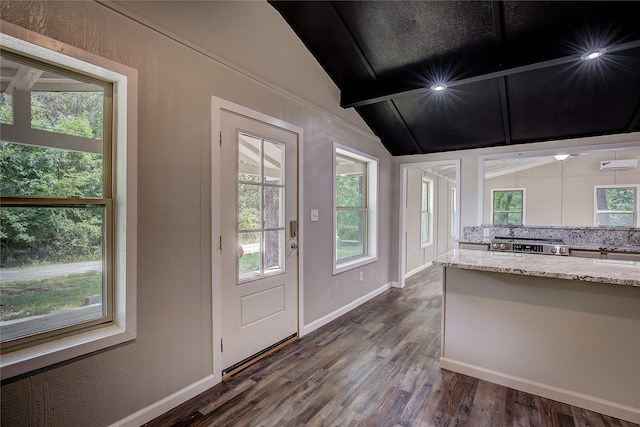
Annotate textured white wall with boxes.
[394,134,640,228]
[484,148,640,226]
[0,1,394,425]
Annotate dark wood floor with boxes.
[145,265,638,427]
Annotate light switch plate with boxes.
[311,209,319,222]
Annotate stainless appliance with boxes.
[489,237,571,256]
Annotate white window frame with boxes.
[420,177,433,247]
[0,24,137,380]
[333,143,378,274]
[491,188,525,225]
[450,186,457,237]
[593,184,639,227]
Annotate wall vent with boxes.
[599,159,638,170]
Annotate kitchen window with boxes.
[491,188,524,225]
[420,177,433,246]
[0,29,137,379]
[334,144,377,273]
[594,185,638,227]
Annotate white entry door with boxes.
[220,110,299,374]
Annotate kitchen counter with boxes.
[436,249,640,287]
[436,249,640,423]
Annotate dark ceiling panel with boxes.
[508,48,640,142]
[394,79,505,153]
[503,2,640,59]
[356,102,423,156]
[269,1,374,86]
[333,1,497,78]
[270,1,640,156]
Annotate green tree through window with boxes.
[492,189,523,225]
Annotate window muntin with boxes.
[595,186,637,227]
[334,145,378,272]
[420,178,433,246]
[0,50,113,351]
[237,132,286,282]
[492,189,524,225]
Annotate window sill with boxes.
[334,254,378,275]
[1,322,135,380]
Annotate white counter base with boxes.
[441,267,640,424]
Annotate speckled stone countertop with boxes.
[435,249,640,287]
[462,225,640,253]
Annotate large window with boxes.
[0,29,136,379]
[594,185,638,227]
[334,145,377,273]
[420,177,433,246]
[492,188,524,225]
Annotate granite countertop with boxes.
[435,249,640,287]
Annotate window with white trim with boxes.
[594,185,638,227]
[334,145,377,273]
[420,177,433,246]
[491,188,524,225]
[0,30,136,379]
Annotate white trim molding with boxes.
[302,282,391,336]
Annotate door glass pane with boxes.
[264,186,284,229]
[237,131,288,283]
[238,232,261,280]
[0,205,105,343]
[336,210,366,261]
[238,183,261,230]
[264,230,284,273]
[263,140,284,185]
[238,133,261,183]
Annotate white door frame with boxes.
[397,160,460,288]
[211,97,304,383]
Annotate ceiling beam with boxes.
[341,39,640,109]
[491,1,511,145]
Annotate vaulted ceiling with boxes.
[269,1,640,156]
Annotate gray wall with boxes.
[0,1,395,425]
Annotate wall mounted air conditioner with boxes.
[599,159,638,170]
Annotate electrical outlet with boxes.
[359,271,363,282]
[483,229,490,237]
[310,209,319,222]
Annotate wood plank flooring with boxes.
[144,265,638,427]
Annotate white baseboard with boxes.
[302,282,391,336]
[440,358,640,424]
[405,261,433,279]
[110,375,218,427]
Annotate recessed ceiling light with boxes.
[431,84,447,92]
[581,48,606,61]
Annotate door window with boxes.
[237,132,286,282]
